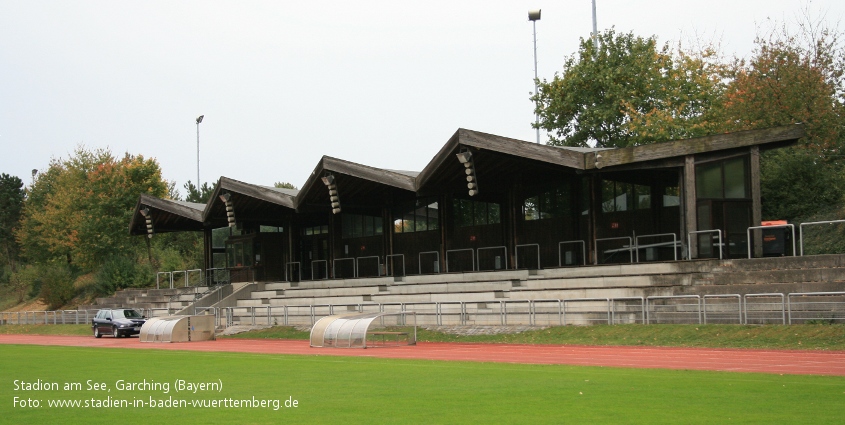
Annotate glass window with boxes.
[724,157,748,199]
[601,180,616,213]
[259,225,283,233]
[212,227,230,249]
[635,184,651,209]
[663,186,680,207]
[524,196,539,220]
[696,162,724,199]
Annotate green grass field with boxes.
[1,344,844,424]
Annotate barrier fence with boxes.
[5,292,842,328]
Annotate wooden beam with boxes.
[750,146,763,257]
[585,124,804,170]
[683,155,698,259]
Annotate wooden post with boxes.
[750,146,763,257]
[683,155,698,259]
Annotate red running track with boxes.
[2,334,844,376]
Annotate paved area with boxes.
[2,334,844,376]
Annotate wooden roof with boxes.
[129,194,205,235]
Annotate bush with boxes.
[37,263,76,310]
[94,256,154,296]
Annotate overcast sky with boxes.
[2,1,843,195]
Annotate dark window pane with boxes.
[724,158,748,199]
[696,163,723,199]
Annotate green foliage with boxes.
[93,256,153,296]
[533,28,723,148]
[34,263,76,310]
[182,180,214,203]
[0,173,25,272]
[274,181,298,190]
[16,147,168,271]
[760,148,845,220]
[8,264,39,303]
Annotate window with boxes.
[260,225,284,233]
[602,180,650,212]
[696,157,749,199]
[453,198,501,227]
[303,225,328,236]
[341,214,383,238]
[393,199,440,234]
[212,227,231,249]
[523,186,571,221]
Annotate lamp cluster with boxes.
[140,207,154,239]
[219,193,236,227]
[322,174,341,214]
[456,149,479,196]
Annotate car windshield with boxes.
[114,309,142,319]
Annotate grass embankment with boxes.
[4,323,844,350]
[0,324,92,336]
[219,324,845,351]
[2,345,844,424]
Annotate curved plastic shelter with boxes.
[310,311,416,349]
[139,315,216,343]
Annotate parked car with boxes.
[92,308,147,338]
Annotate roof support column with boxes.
[683,155,697,259]
[750,146,763,257]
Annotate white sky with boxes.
[2,1,843,195]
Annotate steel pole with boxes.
[532,20,540,144]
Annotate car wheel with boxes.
[112,327,120,338]
[94,327,101,338]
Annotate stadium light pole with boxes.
[528,9,541,144]
[591,0,598,47]
[196,115,204,187]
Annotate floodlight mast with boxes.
[528,9,541,144]
[196,115,204,188]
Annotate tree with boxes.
[533,29,723,148]
[0,173,25,273]
[183,180,215,203]
[16,147,169,270]
[274,181,298,190]
[717,13,845,221]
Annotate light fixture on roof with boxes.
[219,192,236,227]
[140,207,154,238]
[322,173,341,214]
[456,148,479,196]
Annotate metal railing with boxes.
[799,219,845,256]
[477,246,507,271]
[515,244,540,270]
[635,233,678,262]
[594,237,633,265]
[688,229,723,260]
[384,254,405,277]
[445,248,475,273]
[747,224,796,259]
[4,291,842,329]
[558,240,586,266]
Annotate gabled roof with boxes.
[129,194,205,235]
[297,156,417,212]
[204,176,298,226]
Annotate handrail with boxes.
[743,293,785,325]
[384,254,405,277]
[702,294,742,324]
[515,243,541,270]
[747,224,796,258]
[635,233,678,262]
[558,240,586,266]
[646,295,701,324]
[418,251,440,274]
[688,229,723,260]
[156,271,173,289]
[786,291,845,324]
[477,246,507,271]
[799,219,845,256]
[332,257,356,279]
[311,260,329,280]
[594,237,633,265]
[285,262,301,282]
[445,248,475,273]
[356,256,382,277]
